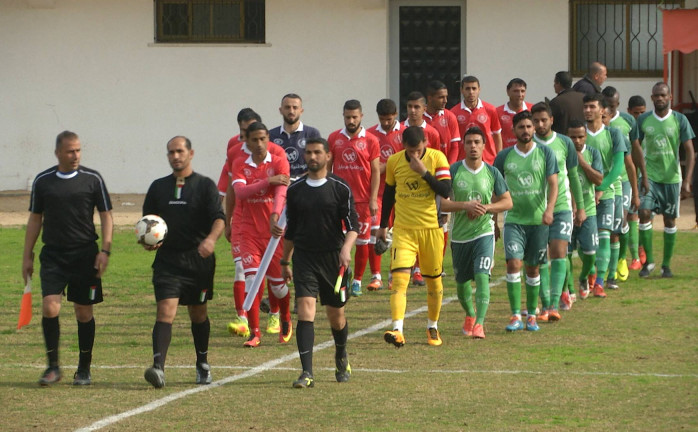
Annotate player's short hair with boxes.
[305,137,329,152]
[343,99,362,112]
[507,78,527,90]
[464,126,486,143]
[55,130,79,149]
[237,108,262,124]
[628,95,646,109]
[653,81,670,93]
[426,80,447,96]
[167,136,192,150]
[246,121,269,135]
[583,93,606,107]
[281,93,302,103]
[554,71,573,89]
[512,110,533,127]
[403,125,425,147]
[568,119,586,130]
[530,102,552,117]
[376,98,397,116]
[461,75,480,87]
[406,91,426,104]
[602,86,619,98]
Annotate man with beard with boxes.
[328,100,380,297]
[279,138,359,388]
[636,82,695,278]
[493,111,558,332]
[269,94,322,180]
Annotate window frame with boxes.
[569,0,684,78]
[154,0,265,44]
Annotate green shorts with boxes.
[451,235,494,283]
[612,194,624,234]
[570,216,598,254]
[596,198,615,231]
[640,180,680,219]
[503,223,549,265]
[549,211,573,242]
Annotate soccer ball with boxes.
[135,214,168,246]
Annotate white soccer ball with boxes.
[135,214,168,246]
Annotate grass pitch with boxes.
[0,226,697,431]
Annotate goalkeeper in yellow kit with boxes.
[376,126,452,347]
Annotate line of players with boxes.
[220,77,695,348]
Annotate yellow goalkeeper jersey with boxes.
[385,147,450,230]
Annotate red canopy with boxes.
[663,9,698,54]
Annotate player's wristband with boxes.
[101,249,111,256]
[280,259,290,266]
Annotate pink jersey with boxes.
[496,101,532,149]
[424,109,461,164]
[327,127,380,203]
[450,99,502,164]
[231,150,290,239]
[367,121,405,198]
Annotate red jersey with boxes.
[450,99,502,164]
[327,127,380,203]
[367,121,405,198]
[402,120,442,154]
[231,151,290,239]
[496,101,532,149]
[217,135,243,194]
[423,109,461,164]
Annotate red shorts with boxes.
[239,234,283,281]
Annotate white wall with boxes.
[465,0,660,110]
[1,0,387,192]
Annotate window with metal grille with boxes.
[570,0,682,77]
[155,0,265,43]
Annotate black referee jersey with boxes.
[143,172,225,253]
[284,173,359,252]
[29,165,112,249]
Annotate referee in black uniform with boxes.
[22,130,113,386]
[142,136,225,389]
[277,137,359,388]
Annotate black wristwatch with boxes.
[280,259,290,266]
[101,249,111,256]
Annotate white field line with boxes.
[73,277,490,432]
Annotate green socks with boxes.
[539,262,551,309]
[525,275,541,316]
[550,258,567,310]
[456,281,476,317]
[506,273,521,315]
[628,220,639,260]
[639,223,654,263]
[608,241,620,279]
[595,230,611,284]
[663,227,677,268]
[474,273,490,325]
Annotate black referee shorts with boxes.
[152,248,215,305]
[293,249,347,308]
[39,243,103,305]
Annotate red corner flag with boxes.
[17,277,32,330]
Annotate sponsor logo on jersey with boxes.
[242,252,254,267]
[468,191,483,201]
[286,147,299,163]
[341,148,358,164]
[517,171,534,187]
[405,179,420,191]
[380,145,394,161]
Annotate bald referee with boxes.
[277,137,359,388]
[23,130,113,386]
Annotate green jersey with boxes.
[585,125,626,201]
[637,110,696,184]
[449,161,508,242]
[493,143,558,225]
[577,145,603,216]
[533,132,578,213]
[609,111,637,183]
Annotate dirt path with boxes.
[1,190,697,230]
